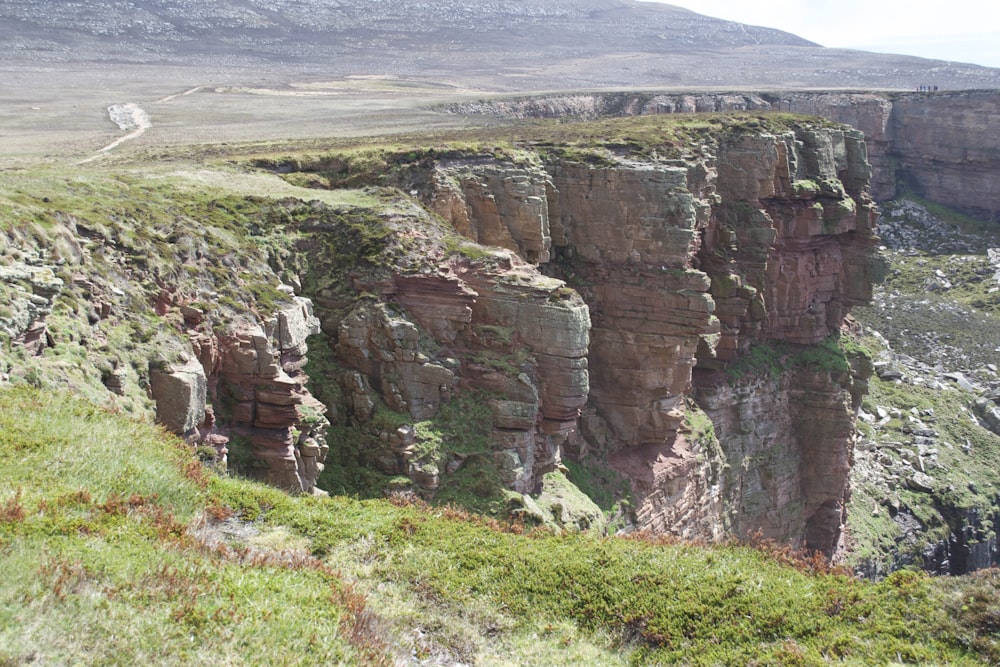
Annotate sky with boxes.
[637,0,1000,68]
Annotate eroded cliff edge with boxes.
[255,115,882,555]
[0,114,881,558]
[448,90,1000,222]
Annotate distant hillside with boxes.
[4,0,1000,90]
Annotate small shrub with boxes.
[0,488,25,524]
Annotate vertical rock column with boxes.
[154,296,330,493]
[693,127,880,554]
[547,163,717,449]
[544,161,727,538]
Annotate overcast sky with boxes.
[638,0,1000,68]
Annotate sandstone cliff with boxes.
[0,114,881,554]
[449,90,1000,221]
[421,124,878,553]
[261,116,881,553]
[0,185,331,495]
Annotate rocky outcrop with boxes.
[0,111,884,551]
[445,93,773,120]
[431,161,553,264]
[318,241,589,495]
[150,357,207,434]
[550,128,877,554]
[149,296,330,493]
[390,121,881,553]
[886,91,1000,221]
[695,365,866,554]
[0,253,64,358]
[774,93,896,201]
[779,91,1000,217]
[448,91,1000,222]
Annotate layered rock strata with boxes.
[449,90,1000,220]
[316,242,590,496]
[0,254,64,357]
[410,122,880,553]
[150,296,330,493]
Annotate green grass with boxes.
[3,385,1000,665]
[726,333,855,382]
[0,386,387,666]
[247,112,842,190]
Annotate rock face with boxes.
[885,92,1000,221]
[0,254,64,358]
[450,91,1000,221]
[393,122,880,553]
[149,296,330,493]
[780,91,1000,220]
[317,242,590,496]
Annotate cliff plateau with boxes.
[450,90,1000,222]
[256,115,881,554]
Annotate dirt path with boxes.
[156,86,205,103]
[77,103,152,163]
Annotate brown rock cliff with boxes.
[450,90,1000,221]
[405,122,879,553]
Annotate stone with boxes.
[277,297,321,352]
[264,123,883,554]
[908,472,936,492]
[150,358,207,435]
[944,372,979,393]
[184,298,328,492]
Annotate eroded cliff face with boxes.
[0,115,880,551]
[884,92,1000,221]
[450,90,1000,221]
[326,251,590,497]
[181,299,330,493]
[781,91,1000,220]
[410,122,880,553]
[0,199,333,495]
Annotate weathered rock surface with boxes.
[449,91,1000,222]
[885,92,1000,221]
[169,296,330,493]
[149,357,207,434]
[389,122,881,553]
[780,91,1000,219]
[314,234,590,495]
[431,160,554,264]
[0,255,64,356]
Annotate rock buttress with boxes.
[691,126,879,554]
[419,123,879,553]
[782,91,1000,221]
[150,296,330,494]
[289,199,590,504]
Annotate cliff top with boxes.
[4,384,1000,665]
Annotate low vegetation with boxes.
[725,332,857,382]
[0,386,386,666]
[844,195,1000,575]
[4,117,1000,663]
[3,385,1000,665]
[249,112,842,190]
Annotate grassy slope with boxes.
[846,196,1000,573]
[2,120,1000,663]
[2,386,1000,666]
[0,387,385,666]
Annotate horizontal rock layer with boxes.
[407,122,879,551]
[450,90,1000,221]
[150,297,330,493]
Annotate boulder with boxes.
[150,358,207,435]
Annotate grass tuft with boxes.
[3,385,1000,664]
